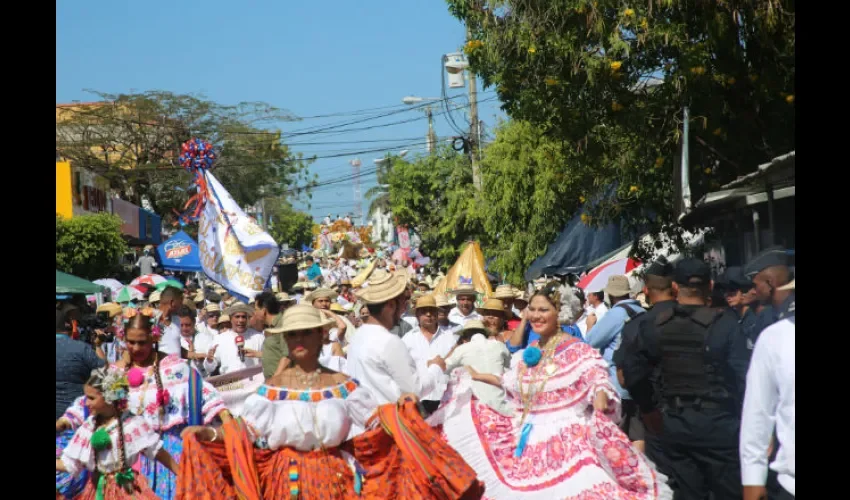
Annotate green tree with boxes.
[56,213,129,280]
[386,148,482,269]
[265,199,316,249]
[56,90,316,218]
[447,0,795,245]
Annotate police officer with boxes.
[629,258,751,500]
[744,246,795,341]
[616,256,677,477]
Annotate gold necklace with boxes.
[517,333,566,428]
[292,366,323,388]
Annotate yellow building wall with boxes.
[56,161,73,218]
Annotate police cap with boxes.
[723,266,752,292]
[645,256,674,278]
[674,258,711,285]
[744,246,789,278]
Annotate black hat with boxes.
[674,258,711,285]
[645,256,674,278]
[723,267,753,292]
[744,246,789,278]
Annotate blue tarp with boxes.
[157,230,202,272]
[524,212,626,281]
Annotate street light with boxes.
[402,96,441,155]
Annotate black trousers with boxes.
[772,485,794,500]
[653,408,742,500]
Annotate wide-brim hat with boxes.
[96,302,123,319]
[205,304,221,314]
[355,269,409,305]
[306,288,338,304]
[449,283,478,297]
[604,275,632,297]
[460,319,489,336]
[414,294,438,310]
[267,304,335,334]
[217,314,231,325]
[433,293,452,308]
[329,303,348,314]
[193,290,205,303]
[148,291,162,303]
[476,298,506,317]
[514,290,529,305]
[227,303,254,317]
[275,292,296,303]
[492,285,516,300]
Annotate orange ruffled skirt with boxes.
[74,473,159,500]
[176,402,484,500]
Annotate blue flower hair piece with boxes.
[523,346,543,367]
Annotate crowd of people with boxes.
[55,245,794,499]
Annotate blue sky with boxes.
[57,0,504,223]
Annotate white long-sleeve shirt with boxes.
[448,307,482,328]
[740,317,795,495]
[444,333,513,415]
[158,315,182,357]
[402,325,459,401]
[346,323,443,405]
[203,329,265,375]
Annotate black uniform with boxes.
[629,259,751,500]
[743,246,796,342]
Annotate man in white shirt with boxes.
[156,286,184,356]
[402,295,459,413]
[584,290,609,331]
[204,303,264,375]
[176,307,212,375]
[447,284,482,327]
[346,269,444,405]
[441,320,512,416]
[740,281,795,500]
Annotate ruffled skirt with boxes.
[56,429,89,499]
[430,377,672,500]
[74,473,159,500]
[139,426,182,500]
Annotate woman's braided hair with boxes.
[86,367,131,473]
[125,311,168,418]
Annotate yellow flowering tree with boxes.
[446,0,795,248]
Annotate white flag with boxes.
[198,172,279,301]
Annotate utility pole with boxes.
[467,26,482,191]
[425,106,437,155]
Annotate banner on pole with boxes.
[198,172,280,302]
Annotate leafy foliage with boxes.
[265,198,316,250]
[56,90,316,219]
[56,213,129,280]
[385,148,482,269]
[447,0,795,250]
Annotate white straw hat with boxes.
[266,304,335,334]
[354,269,409,305]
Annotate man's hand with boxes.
[427,356,446,371]
[743,486,768,500]
[641,409,663,435]
[206,345,218,362]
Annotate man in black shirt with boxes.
[55,307,105,419]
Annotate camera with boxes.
[78,311,114,344]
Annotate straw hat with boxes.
[227,303,254,317]
[449,283,478,297]
[275,292,296,303]
[266,304,335,334]
[514,290,529,306]
[217,314,231,325]
[355,269,409,305]
[306,288,338,304]
[477,298,506,317]
[492,285,516,300]
[193,290,205,303]
[148,291,162,303]
[205,304,221,314]
[434,294,452,308]
[778,279,795,291]
[340,278,352,286]
[96,302,123,318]
[329,303,348,314]
[414,295,438,311]
[460,319,489,336]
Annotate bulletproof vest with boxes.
[655,305,727,402]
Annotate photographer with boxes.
[92,302,124,362]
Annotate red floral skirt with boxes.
[74,473,159,500]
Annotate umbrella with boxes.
[115,285,146,303]
[155,279,185,291]
[577,257,641,292]
[131,274,166,287]
[93,279,124,295]
[56,270,107,295]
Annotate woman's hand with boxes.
[181,426,216,442]
[427,355,446,371]
[593,390,609,412]
[398,393,419,405]
[56,418,71,434]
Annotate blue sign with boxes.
[157,230,202,272]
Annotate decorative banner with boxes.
[205,366,264,417]
[198,172,280,302]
